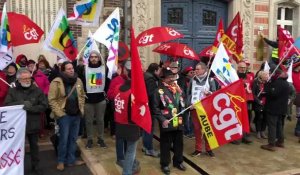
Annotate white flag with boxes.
[92,8,120,79]
[0,47,13,70]
[263,60,270,72]
[287,60,293,83]
[83,30,100,65]
[211,43,239,86]
[0,105,26,175]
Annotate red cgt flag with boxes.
[224,12,243,62]
[130,26,152,134]
[211,19,224,53]
[278,26,300,60]
[136,26,183,47]
[194,80,249,149]
[0,12,44,46]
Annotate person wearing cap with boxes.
[114,60,141,175]
[151,67,186,174]
[177,66,195,139]
[4,67,48,175]
[15,54,28,68]
[187,62,217,157]
[261,68,290,151]
[76,50,108,149]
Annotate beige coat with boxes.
[48,77,85,119]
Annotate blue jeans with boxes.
[122,140,138,175]
[57,115,80,164]
[184,111,193,135]
[116,137,126,161]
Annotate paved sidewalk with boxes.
[79,118,300,175]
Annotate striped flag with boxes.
[68,0,103,26]
[43,8,78,61]
[0,3,10,53]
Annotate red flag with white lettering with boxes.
[130,26,152,133]
[194,80,249,149]
[136,26,183,47]
[211,19,224,53]
[224,12,243,62]
[0,12,44,46]
[278,26,300,60]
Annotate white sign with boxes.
[0,105,26,175]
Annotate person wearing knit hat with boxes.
[79,50,108,149]
[15,54,28,68]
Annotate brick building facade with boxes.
[1,0,300,70]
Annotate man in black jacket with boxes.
[261,68,290,151]
[151,68,186,174]
[5,68,48,175]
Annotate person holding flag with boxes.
[187,62,217,157]
[261,68,290,151]
[114,60,141,175]
[151,68,186,174]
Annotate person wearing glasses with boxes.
[236,61,254,144]
[5,67,48,175]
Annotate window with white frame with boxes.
[277,5,294,35]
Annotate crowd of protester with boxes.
[0,43,299,175]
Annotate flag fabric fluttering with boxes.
[287,60,293,83]
[92,8,120,79]
[68,0,103,27]
[0,47,13,70]
[210,43,239,86]
[211,19,224,53]
[278,26,300,61]
[130,26,152,134]
[263,60,270,73]
[43,8,78,61]
[194,79,249,150]
[0,3,10,53]
[1,12,44,47]
[223,12,243,62]
[82,30,101,64]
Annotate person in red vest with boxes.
[236,61,254,144]
[114,60,141,175]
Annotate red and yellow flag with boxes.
[194,80,249,149]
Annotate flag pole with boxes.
[168,104,193,122]
[204,53,214,86]
[0,77,12,88]
[76,41,89,59]
[257,56,286,97]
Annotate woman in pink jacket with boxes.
[28,59,50,138]
[28,60,50,95]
